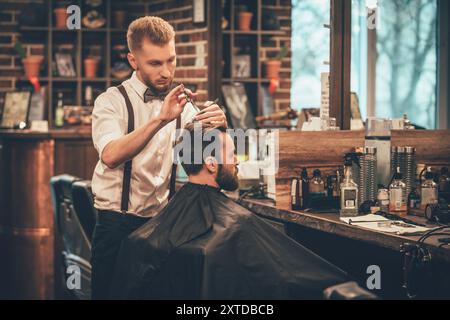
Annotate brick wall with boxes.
[0,0,210,106]
[149,0,209,103]
[0,0,291,112]
[0,0,36,102]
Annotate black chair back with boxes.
[50,175,92,300]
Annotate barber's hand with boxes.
[158,85,197,122]
[193,101,228,128]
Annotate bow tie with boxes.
[143,82,179,103]
[143,88,166,103]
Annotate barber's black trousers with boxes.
[91,210,150,300]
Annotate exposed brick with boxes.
[0,56,12,67]
[0,11,14,24]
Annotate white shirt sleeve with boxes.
[92,91,126,160]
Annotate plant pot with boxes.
[113,10,127,29]
[238,12,253,31]
[22,55,44,78]
[84,58,99,78]
[54,7,68,29]
[264,60,282,79]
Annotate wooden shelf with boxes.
[222,78,270,83]
[221,0,287,122]
[16,0,146,129]
[223,30,287,36]
[19,26,49,31]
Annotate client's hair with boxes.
[176,122,227,176]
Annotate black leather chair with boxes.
[72,180,97,242]
[50,175,93,300]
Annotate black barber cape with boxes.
[110,183,351,299]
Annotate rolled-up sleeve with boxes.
[92,92,125,159]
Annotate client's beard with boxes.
[216,164,239,191]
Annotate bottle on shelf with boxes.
[389,167,407,216]
[421,167,438,209]
[85,85,93,107]
[407,187,421,211]
[310,169,326,196]
[340,153,359,217]
[54,92,64,128]
[439,167,450,193]
[377,188,389,213]
[291,168,309,211]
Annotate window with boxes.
[351,0,438,129]
[291,0,331,110]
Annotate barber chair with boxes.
[50,175,96,300]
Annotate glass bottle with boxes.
[54,92,64,127]
[408,187,421,211]
[421,167,438,209]
[439,167,450,193]
[340,158,359,217]
[310,169,325,195]
[291,168,309,211]
[389,167,407,216]
[85,85,93,107]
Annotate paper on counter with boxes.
[340,214,432,236]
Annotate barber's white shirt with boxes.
[91,72,196,217]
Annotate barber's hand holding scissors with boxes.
[193,100,228,128]
[158,84,197,122]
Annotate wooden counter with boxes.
[239,198,450,263]
[0,129,98,299]
[238,198,450,298]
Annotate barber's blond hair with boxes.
[127,16,175,52]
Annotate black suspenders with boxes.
[116,84,180,213]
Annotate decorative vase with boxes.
[264,60,282,79]
[238,12,253,31]
[113,10,127,29]
[54,7,68,29]
[84,58,99,78]
[22,55,44,78]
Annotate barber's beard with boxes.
[216,164,239,191]
[136,67,173,94]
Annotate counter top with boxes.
[0,128,92,140]
[238,198,450,264]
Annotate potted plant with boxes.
[84,56,99,78]
[237,5,253,31]
[264,46,289,79]
[54,5,68,29]
[14,41,44,78]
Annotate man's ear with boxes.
[127,52,137,70]
[204,156,218,174]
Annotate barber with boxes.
[90,16,227,299]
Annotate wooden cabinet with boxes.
[0,130,97,299]
[54,140,99,180]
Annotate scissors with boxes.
[182,88,220,122]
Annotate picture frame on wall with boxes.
[232,55,251,78]
[0,91,32,129]
[55,53,76,77]
[192,0,206,25]
[221,83,256,129]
